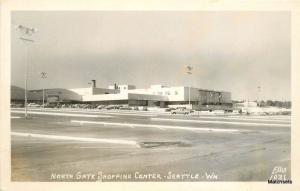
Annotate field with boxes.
[11,108,291,182]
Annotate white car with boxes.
[171,108,194,115]
[27,103,41,108]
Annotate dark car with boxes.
[119,106,132,110]
[105,105,121,110]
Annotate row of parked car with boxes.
[96,105,148,111]
[10,102,151,111]
[11,102,196,114]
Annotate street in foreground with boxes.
[11,109,291,181]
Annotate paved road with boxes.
[11,108,291,182]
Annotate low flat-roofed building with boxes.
[11,86,82,103]
[11,82,231,107]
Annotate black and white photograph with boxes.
[1,1,300,190]
[9,11,292,182]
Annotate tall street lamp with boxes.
[185,65,193,109]
[41,72,47,108]
[257,86,262,107]
[16,25,37,118]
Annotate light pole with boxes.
[41,72,47,108]
[185,65,193,109]
[16,25,37,118]
[257,86,262,107]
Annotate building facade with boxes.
[11,82,232,108]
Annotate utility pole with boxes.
[185,65,193,109]
[16,25,37,118]
[41,72,47,109]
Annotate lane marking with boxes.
[11,116,22,119]
[70,120,242,133]
[190,116,290,123]
[150,118,290,127]
[11,108,162,116]
[97,112,157,117]
[11,109,157,117]
[11,132,138,146]
[155,126,167,131]
[11,110,112,118]
[225,116,290,122]
[78,146,130,149]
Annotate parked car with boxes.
[141,106,148,111]
[97,105,105,109]
[119,106,132,110]
[171,108,194,115]
[133,106,139,111]
[27,103,41,108]
[165,108,176,112]
[44,103,58,108]
[105,105,121,110]
[11,103,24,108]
[89,104,98,109]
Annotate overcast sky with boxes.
[11,11,290,101]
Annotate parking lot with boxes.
[11,108,291,181]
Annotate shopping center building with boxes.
[11,80,232,108]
